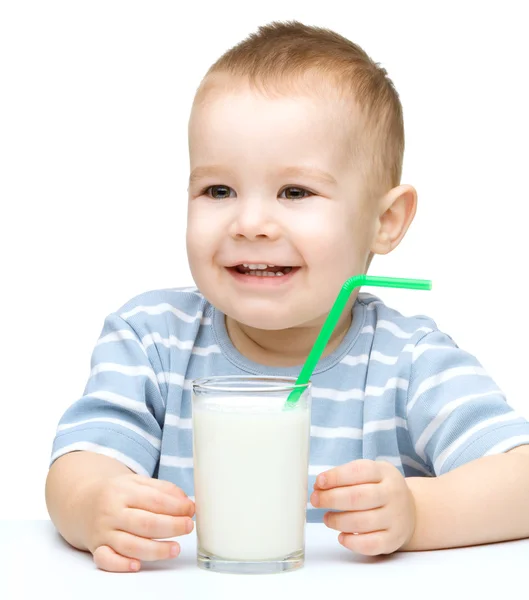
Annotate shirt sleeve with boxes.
[50,312,165,476]
[406,329,529,476]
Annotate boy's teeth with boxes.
[242,263,276,269]
[247,270,285,277]
[236,264,294,276]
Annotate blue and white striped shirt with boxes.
[50,287,529,522]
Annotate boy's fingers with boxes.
[93,545,141,573]
[314,460,383,490]
[128,487,195,517]
[119,508,194,539]
[338,531,388,556]
[133,476,189,499]
[110,531,181,562]
[323,507,388,534]
[311,483,385,511]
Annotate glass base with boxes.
[197,548,304,574]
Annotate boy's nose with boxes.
[229,199,281,241]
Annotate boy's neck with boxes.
[225,312,353,368]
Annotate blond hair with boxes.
[195,20,404,196]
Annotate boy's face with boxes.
[186,77,379,331]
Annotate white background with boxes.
[1,1,527,520]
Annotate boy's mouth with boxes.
[231,264,295,277]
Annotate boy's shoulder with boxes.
[115,286,208,316]
[108,286,212,338]
[353,293,469,392]
[356,292,451,348]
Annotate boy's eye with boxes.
[204,185,235,200]
[202,185,313,200]
[280,187,312,201]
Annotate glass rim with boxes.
[192,375,311,394]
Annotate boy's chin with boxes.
[228,310,305,332]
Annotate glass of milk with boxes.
[192,376,312,574]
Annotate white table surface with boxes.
[1,520,527,599]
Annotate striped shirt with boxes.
[50,287,529,522]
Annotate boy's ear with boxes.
[370,184,417,255]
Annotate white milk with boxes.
[192,396,311,561]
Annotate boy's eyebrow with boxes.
[189,165,235,186]
[278,166,337,186]
[188,165,337,186]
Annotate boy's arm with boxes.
[402,445,529,551]
[401,329,529,550]
[47,310,167,554]
[315,331,529,555]
[45,451,132,551]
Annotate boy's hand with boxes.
[310,459,416,555]
[83,473,195,572]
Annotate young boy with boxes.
[45,20,529,573]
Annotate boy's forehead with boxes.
[190,73,362,130]
[189,75,360,171]
[191,72,356,122]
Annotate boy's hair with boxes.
[195,20,404,197]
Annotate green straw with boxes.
[286,274,432,405]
